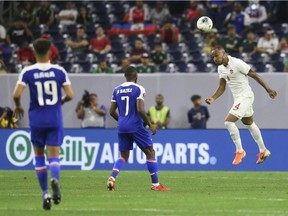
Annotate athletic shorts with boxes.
[118,127,153,152]
[229,94,254,119]
[30,126,64,148]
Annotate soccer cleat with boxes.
[151,184,170,191]
[51,178,61,205]
[232,150,246,165]
[107,177,116,191]
[42,193,52,210]
[256,149,271,164]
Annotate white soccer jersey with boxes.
[218,55,252,99]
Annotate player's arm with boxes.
[62,84,74,105]
[205,78,226,105]
[248,69,277,99]
[109,101,119,121]
[13,84,25,119]
[137,99,156,135]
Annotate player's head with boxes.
[33,38,51,61]
[125,66,138,83]
[191,95,202,106]
[211,46,226,65]
[155,94,164,106]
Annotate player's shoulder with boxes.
[118,82,145,90]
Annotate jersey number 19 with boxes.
[35,80,58,106]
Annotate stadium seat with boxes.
[167,43,180,54]
[272,62,284,72]
[177,62,188,73]
[54,41,67,53]
[111,41,124,53]
[196,62,209,73]
[61,62,72,72]
[81,63,92,73]
[66,25,77,36]
[252,62,267,72]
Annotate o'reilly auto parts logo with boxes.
[6,131,33,166]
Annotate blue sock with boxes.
[147,158,159,185]
[48,157,60,181]
[110,157,126,179]
[35,156,48,194]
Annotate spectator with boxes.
[220,25,242,54]
[148,94,170,129]
[186,1,205,23]
[35,0,55,26]
[278,37,288,54]
[94,60,113,74]
[159,22,179,44]
[67,26,89,55]
[19,2,35,26]
[150,43,168,65]
[129,38,148,64]
[0,60,7,74]
[0,107,18,128]
[239,30,257,56]
[206,0,233,29]
[89,26,111,55]
[150,1,171,26]
[40,34,60,63]
[0,23,11,62]
[284,55,288,72]
[115,58,130,73]
[129,0,150,24]
[137,53,157,73]
[56,1,78,26]
[203,28,220,53]
[16,41,34,65]
[0,23,6,44]
[75,91,107,128]
[6,17,33,46]
[223,2,250,35]
[256,29,279,55]
[76,5,92,26]
[188,95,210,129]
[245,0,267,24]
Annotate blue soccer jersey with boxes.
[17,63,71,128]
[111,82,146,133]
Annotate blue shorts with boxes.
[118,127,153,152]
[30,127,64,148]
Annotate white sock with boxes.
[246,122,266,152]
[224,121,244,152]
[152,183,160,187]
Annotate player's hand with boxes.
[149,124,157,135]
[205,97,215,105]
[267,89,277,99]
[14,106,24,119]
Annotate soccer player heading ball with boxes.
[107,66,170,191]
[13,38,74,210]
[206,46,277,165]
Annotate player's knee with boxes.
[144,147,155,158]
[224,121,234,128]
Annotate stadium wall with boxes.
[0,129,286,171]
[0,73,286,129]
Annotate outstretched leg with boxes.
[33,146,51,210]
[242,116,271,164]
[225,114,246,165]
[143,147,170,191]
[107,151,129,191]
[47,146,61,204]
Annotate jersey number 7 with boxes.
[121,96,129,116]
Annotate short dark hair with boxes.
[156,94,163,98]
[135,38,143,43]
[191,95,201,102]
[125,66,137,78]
[33,38,51,57]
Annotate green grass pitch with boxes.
[0,171,288,216]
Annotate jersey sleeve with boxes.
[136,86,146,100]
[61,68,71,86]
[16,68,28,86]
[236,58,251,75]
[111,89,116,102]
[218,67,225,79]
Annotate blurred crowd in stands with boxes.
[0,0,288,74]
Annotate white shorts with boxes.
[229,94,254,119]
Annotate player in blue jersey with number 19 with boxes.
[13,38,74,210]
[107,66,169,191]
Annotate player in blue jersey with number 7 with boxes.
[107,66,170,191]
[13,38,74,210]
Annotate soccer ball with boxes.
[197,16,213,32]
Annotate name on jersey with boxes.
[33,71,55,79]
[117,88,132,94]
